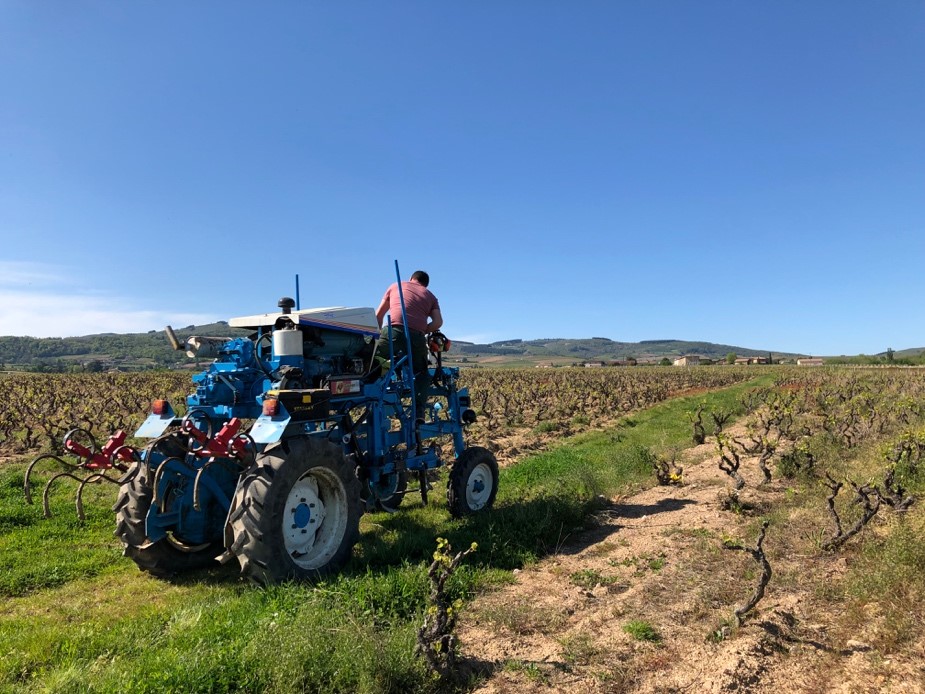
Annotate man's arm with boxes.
[426,308,443,333]
[375,297,390,328]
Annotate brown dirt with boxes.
[456,426,925,693]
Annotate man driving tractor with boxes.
[374,270,442,415]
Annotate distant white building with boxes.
[735,357,768,365]
[797,358,825,366]
[673,355,700,366]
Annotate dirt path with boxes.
[457,428,925,693]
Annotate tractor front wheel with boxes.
[113,459,221,576]
[447,446,498,518]
[228,436,362,585]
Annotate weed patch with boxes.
[623,619,661,643]
[559,632,599,665]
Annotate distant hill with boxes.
[451,337,802,365]
[888,348,925,359]
[0,323,249,371]
[0,324,811,372]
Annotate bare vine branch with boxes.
[711,409,732,435]
[717,434,745,491]
[821,473,881,551]
[723,520,772,627]
[688,404,706,445]
[735,434,778,484]
[877,468,915,513]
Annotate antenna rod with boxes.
[295,274,300,310]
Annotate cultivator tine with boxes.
[192,464,210,512]
[111,445,138,469]
[231,433,258,467]
[418,469,431,506]
[25,427,140,519]
[75,472,121,521]
[144,422,255,511]
[24,454,81,506]
[63,427,100,456]
[152,456,186,504]
[42,471,89,518]
[192,458,246,511]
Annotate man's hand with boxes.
[427,308,444,333]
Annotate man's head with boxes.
[410,270,430,287]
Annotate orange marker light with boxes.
[262,398,280,417]
[152,399,168,415]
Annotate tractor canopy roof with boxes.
[229,306,379,337]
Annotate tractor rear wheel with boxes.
[447,446,499,518]
[113,459,221,576]
[228,436,362,585]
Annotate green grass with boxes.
[0,376,770,693]
[559,632,599,665]
[0,469,126,597]
[569,568,617,589]
[502,659,548,683]
[844,514,925,650]
[622,619,661,643]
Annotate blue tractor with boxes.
[112,294,498,584]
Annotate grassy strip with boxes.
[0,469,126,596]
[0,376,771,693]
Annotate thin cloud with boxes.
[0,260,64,289]
[0,290,218,338]
[0,262,218,337]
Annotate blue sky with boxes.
[1,2,922,356]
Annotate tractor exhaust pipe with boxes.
[167,325,230,359]
[165,325,183,351]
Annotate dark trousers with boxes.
[375,325,429,414]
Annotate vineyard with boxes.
[0,367,753,459]
[0,366,923,692]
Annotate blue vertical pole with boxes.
[393,260,417,424]
[295,274,301,310]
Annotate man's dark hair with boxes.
[411,270,430,287]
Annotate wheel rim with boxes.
[370,471,405,511]
[466,462,494,511]
[371,473,400,499]
[283,468,349,569]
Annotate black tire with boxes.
[228,436,362,585]
[113,459,221,576]
[364,470,408,512]
[447,446,499,518]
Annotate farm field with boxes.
[0,367,923,692]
